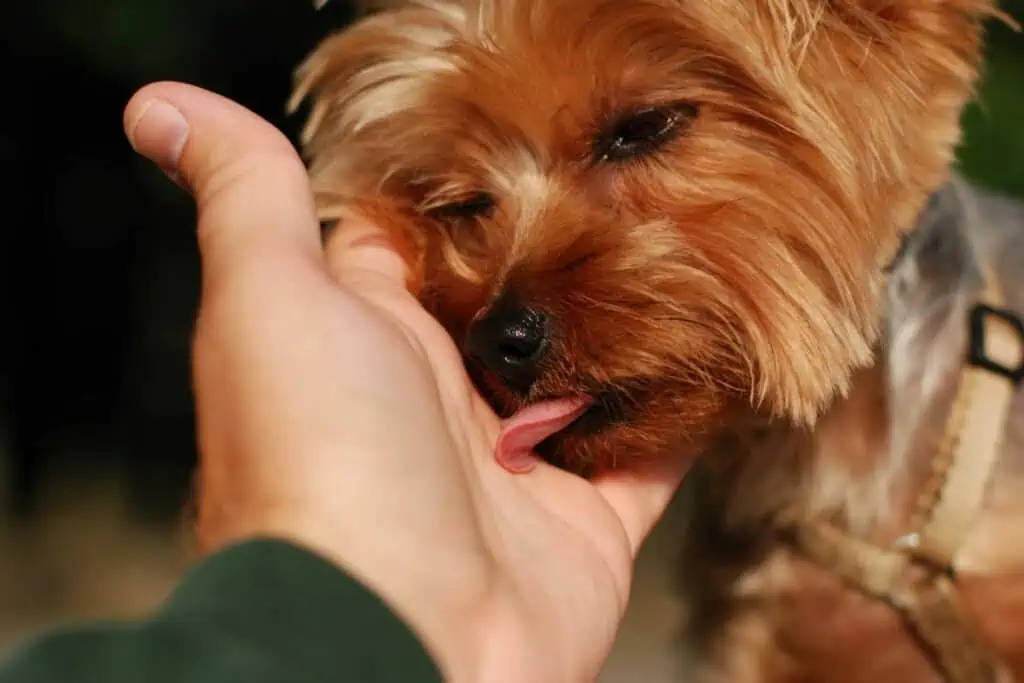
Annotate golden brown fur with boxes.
[288,1,1018,680]
[289,0,991,473]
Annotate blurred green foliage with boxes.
[957,6,1024,196]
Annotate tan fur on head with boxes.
[288,0,993,475]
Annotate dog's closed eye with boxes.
[425,192,496,221]
[594,102,698,163]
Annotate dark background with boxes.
[0,0,1021,648]
[1,0,360,524]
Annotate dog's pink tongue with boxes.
[496,397,591,473]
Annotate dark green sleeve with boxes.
[0,539,443,683]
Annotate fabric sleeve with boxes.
[0,539,444,683]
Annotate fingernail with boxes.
[127,99,190,174]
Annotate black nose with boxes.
[466,302,550,392]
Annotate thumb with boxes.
[123,81,325,285]
[591,455,691,554]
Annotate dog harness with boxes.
[788,258,1024,683]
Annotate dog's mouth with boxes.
[465,357,638,472]
[496,397,592,471]
[494,389,631,473]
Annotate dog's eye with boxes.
[426,193,496,221]
[594,103,698,163]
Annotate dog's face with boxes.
[291,0,989,473]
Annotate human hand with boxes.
[123,81,688,683]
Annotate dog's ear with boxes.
[287,0,469,235]
[288,1,463,151]
[351,0,418,10]
[314,0,416,11]
[764,0,1001,37]
[888,174,980,294]
[786,0,998,16]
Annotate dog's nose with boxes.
[466,302,550,392]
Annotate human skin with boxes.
[123,81,688,683]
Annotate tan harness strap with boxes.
[788,259,1024,683]
[795,522,908,601]
[903,268,1024,569]
[896,574,1002,683]
[795,522,1001,683]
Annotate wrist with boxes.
[193,506,570,682]
[331,547,503,682]
[203,512,503,680]
[286,536,542,683]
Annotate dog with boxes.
[287,1,1021,680]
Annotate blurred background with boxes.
[0,0,1020,679]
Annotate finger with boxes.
[591,455,692,554]
[324,213,410,291]
[123,81,325,284]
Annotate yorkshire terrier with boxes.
[288,1,1023,681]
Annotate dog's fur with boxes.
[288,1,1021,680]
[677,175,1024,682]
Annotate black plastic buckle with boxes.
[967,303,1024,386]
